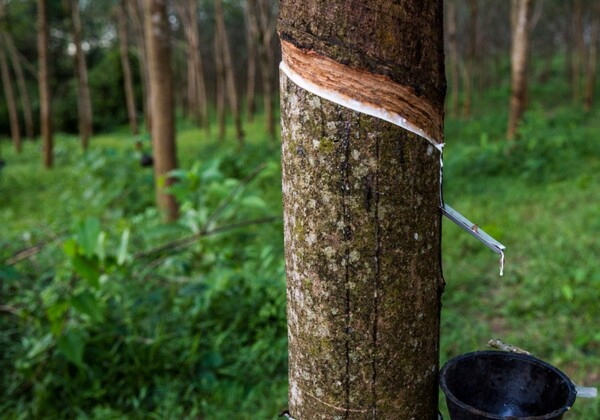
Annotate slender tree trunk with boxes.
[215,0,243,143]
[0,0,34,141]
[67,0,93,150]
[0,34,21,153]
[462,0,478,118]
[257,0,275,139]
[446,0,460,116]
[38,0,53,168]
[129,0,151,132]
[214,3,226,140]
[145,0,178,221]
[118,0,139,135]
[571,0,584,102]
[507,0,531,141]
[245,0,258,122]
[176,0,209,131]
[279,0,445,417]
[584,3,600,111]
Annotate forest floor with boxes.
[1,92,600,418]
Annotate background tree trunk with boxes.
[571,0,584,102]
[215,0,243,144]
[256,0,276,139]
[67,0,93,150]
[129,0,151,133]
[507,0,531,141]
[38,0,53,168]
[446,0,460,116]
[584,2,600,112]
[117,0,139,135]
[279,0,445,417]
[0,33,21,153]
[0,0,34,140]
[145,0,178,221]
[245,0,258,123]
[214,2,226,140]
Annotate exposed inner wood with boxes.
[281,40,443,145]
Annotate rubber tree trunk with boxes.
[0,34,21,153]
[446,0,460,117]
[0,0,34,140]
[215,0,244,144]
[145,0,178,222]
[584,2,600,112]
[129,0,151,133]
[245,0,259,122]
[38,0,53,168]
[257,0,276,140]
[68,0,93,150]
[507,0,531,141]
[279,0,445,418]
[117,0,139,136]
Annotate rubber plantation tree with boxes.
[117,0,139,135]
[507,0,532,141]
[279,0,445,418]
[38,0,53,168]
[144,0,178,221]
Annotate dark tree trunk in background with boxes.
[507,0,531,141]
[0,33,21,153]
[67,0,93,150]
[584,2,600,111]
[38,0,53,168]
[257,0,276,139]
[279,0,445,417]
[129,0,151,133]
[0,0,34,140]
[245,0,258,122]
[214,1,226,140]
[571,0,584,102]
[145,0,178,221]
[215,0,243,144]
[176,0,209,131]
[446,0,460,116]
[118,0,139,135]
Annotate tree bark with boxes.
[279,0,445,418]
[145,0,178,221]
[67,0,93,150]
[38,0,53,168]
[214,1,226,140]
[117,0,139,135]
[507,0,531,141]
[0,33,21,153]
[215,0,243,144]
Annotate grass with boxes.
[1,82,600,418]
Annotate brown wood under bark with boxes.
[38,0,53,168]
[507,0,531,141]
[279,0,445,418]
[145,0,178,221]
[117,0,139,135]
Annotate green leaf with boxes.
[72,254,101,289]
[57,329,86,366]
[76,217,101,256]
[71,291,104,323]
[46,301,70,337]
[117,228,130,265]
[63,238,78,258]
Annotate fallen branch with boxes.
[134,215,279,259]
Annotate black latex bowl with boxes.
[440,351,577,420]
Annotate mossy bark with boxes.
[279,1,444,418]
